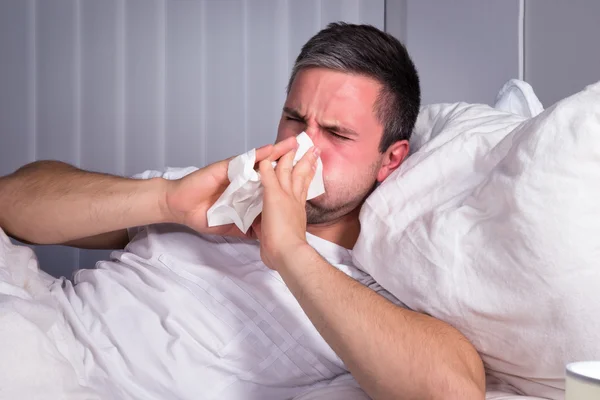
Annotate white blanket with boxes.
[0,230,101,400]
[0,227,548,400]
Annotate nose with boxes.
[304,126,322,146]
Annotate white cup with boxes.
[566,361,600,400]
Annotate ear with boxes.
[376,140,409,182]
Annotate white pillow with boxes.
[494,79,545,118]
[354,81,600,400]
[409,79,543,155]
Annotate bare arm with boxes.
[0,140,296,249]
[0,161,169,248]
[278,245,485,400]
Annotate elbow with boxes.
[371,358,485,400]
[431,345,486,400]
[377,376,484,400]
[431,376,485,400]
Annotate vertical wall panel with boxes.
[404,0,519,105]
[525,0,600,107]
[80,0,120,174]
[359,0,385,30]
[204,0,245,164]
[124,0,165,176]
[28,0,37,168]
[165,0,205,168]
[0,0,32,175]
[116,0,126,175]
[321,0,361,26]
[288,0,321,71]
[245,0,289,149]
[36,0,79,165]
[385,0,407,42]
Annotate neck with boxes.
[306,208,361,249]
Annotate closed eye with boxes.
[326,130,350,141]
[285,116,304,123]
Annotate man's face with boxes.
[276,67,406,224]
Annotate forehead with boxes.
[286,68,383,134]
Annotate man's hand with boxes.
[164,137,302,239]
[251,144,320,269]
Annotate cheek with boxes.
[319,151,350,184]
[319,147,356,176]
[319,149,379,187]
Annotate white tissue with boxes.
[207,132,325,233]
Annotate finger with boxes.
[254,144,274,162]
[268,137,298,162]
[292,146,319,199]
[276,148,296,193]
[258,159,279,193]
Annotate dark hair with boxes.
[288,22,420,152]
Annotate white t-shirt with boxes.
[47,168,401,400]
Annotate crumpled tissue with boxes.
[206,132,325,233]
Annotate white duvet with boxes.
[0,231,101,400]
[354,81,600,399]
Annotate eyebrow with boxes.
[283,107,359,137]
[283,107,304,120]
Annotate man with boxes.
[0,23,484,399]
